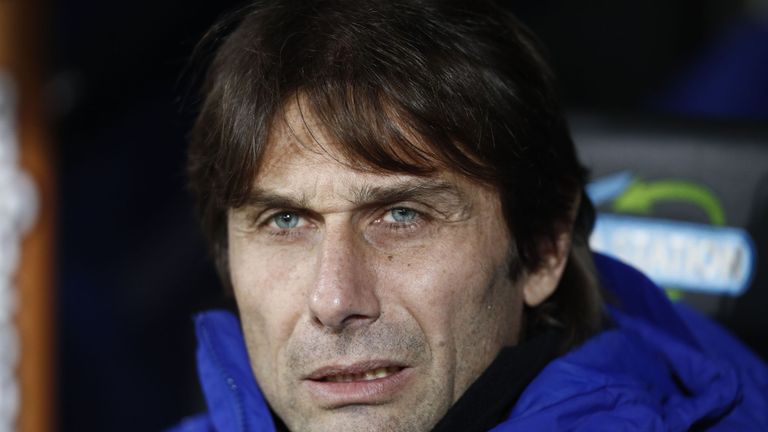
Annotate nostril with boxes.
[312,316,324,327]
[310,308,379,332]
[341,314,377,326]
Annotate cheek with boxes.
[376,224,520,397]
[228,237,314,378]
[376,228,512,340]
[230,236,314,313]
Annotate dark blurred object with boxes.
[651,17,768,119]
[54,1,241,431]
[508,0,747,112]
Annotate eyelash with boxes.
[258,206,427,236]
[250,210,306,238]
[377,208,426,231]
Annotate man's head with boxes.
[188,0,602,430]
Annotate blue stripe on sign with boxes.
[586,171,634,206]
[590,213,756,296]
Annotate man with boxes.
[173,1,768,431]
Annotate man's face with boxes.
[227,109,525,432]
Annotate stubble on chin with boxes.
[266,320,451,432]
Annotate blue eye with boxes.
[389,208,418,223]
[273,212,300,229]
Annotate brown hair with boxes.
[188,0,603,349]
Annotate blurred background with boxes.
[0,0,766,430]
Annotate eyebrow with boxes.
[242,190,310,210]
[243,179,469,214]
[351,179,466,210]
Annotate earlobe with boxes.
[522,233,571,307]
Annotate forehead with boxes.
[257,101,429,188]
[258,93,478,182]
[257,105,383,193]
[251,102,495,211]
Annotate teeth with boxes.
[324,366,401,382]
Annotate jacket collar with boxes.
[195,311,275,432]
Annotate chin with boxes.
[286,404,439,432]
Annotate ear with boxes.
[522,232,571,307]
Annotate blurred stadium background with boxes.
[0,0,766,430]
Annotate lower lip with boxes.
[304,367,414,408]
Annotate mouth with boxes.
[303,362,413,407]
[314,366,404,382]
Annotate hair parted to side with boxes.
[188,0,603,350]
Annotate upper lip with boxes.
[304,360,407,381]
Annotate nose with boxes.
[309,226,380,332]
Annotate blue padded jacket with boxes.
[169,254,768,431]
